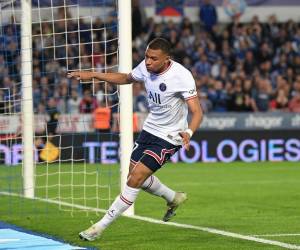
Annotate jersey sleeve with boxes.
[129,60,145,82]
[179,70,198,100]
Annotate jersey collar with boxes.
[153,60,173,76]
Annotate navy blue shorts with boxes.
[130,130,181,172]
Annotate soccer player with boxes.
[67,37,203,241]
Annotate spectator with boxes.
[259,60,272,79]
[194,54,211,76]
[228,78,245,111]
[79,89,98,113]
[243,50,256,75]
[132,48,141,68]
[172,41,187,63]
[243,94,256,112]
[253,79,272,111]
[163,20,177,38]
[132,0,146,39]
[208,80,228,112]
[180,17,194,34]
[180,28,195,52]
[148,23,164,42]
[68,89,81,114]
[199,92,213,113]
[133,82,148,113]
[257,42,273,64]
[37,102,46,115]
[92,43,105,71]
[291,76,300,98]
[270,89,289,111]
[286,67,294,85]
[221,41,234,70]
[199,0,218,32]
[207,41,219,64]
[289,92,300,112]
[168,29,180,49]
[46,97,60,136]
[93,101,111,133]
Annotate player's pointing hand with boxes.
[67,71,94,80]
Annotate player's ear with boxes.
[165,55,171,62]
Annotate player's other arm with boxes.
[186,97,203,133]
[180,97,203,150]
[67,71,135,85]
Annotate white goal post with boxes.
[118,0,134,216]
[22,0,35,199]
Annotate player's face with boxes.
[145,48,170,74]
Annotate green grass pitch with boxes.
[0,162,300,249]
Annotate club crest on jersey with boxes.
[189,89,196,94]
[159,83,167,92]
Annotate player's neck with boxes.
[157,60,172,75]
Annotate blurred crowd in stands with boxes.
[132,0,300,113]
[1,0,300,122]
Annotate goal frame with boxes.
[21,0,134,214]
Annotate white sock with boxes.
[141,175,175,203]
[95,184,140,230]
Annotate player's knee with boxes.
[127,173,144,188]
[127,163,135,180]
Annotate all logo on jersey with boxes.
[148,91,161,104]
[159,83,167,92]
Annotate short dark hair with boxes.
[148,37,171,55]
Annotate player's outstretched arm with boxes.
[179,97,203,150]
[67,71,133,85]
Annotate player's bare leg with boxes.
[129,162,187,222]
[129,162,176,201]
[79,162,152,241]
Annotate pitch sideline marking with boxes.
[252,234,300,237]
[1,192,300,250]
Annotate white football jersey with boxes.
[130,60,197,146]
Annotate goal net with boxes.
[0,0,132,216]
